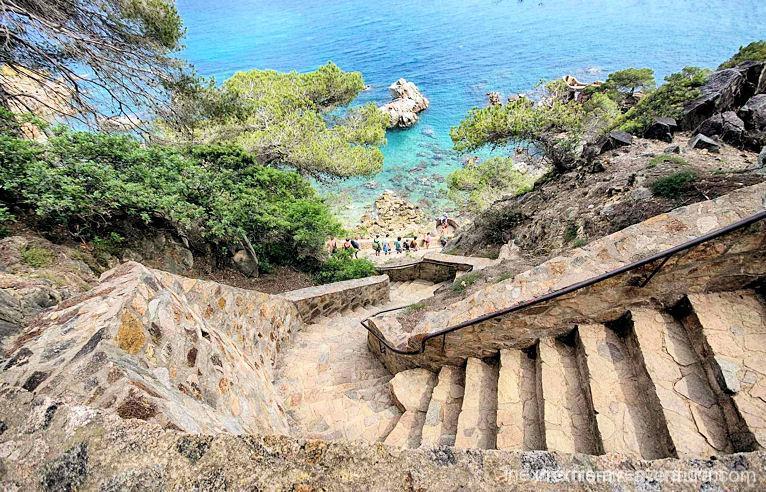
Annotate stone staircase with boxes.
[274,280,442,442]
[382,287,766,458]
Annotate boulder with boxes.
[644,117,678,143]
[233,249,259,277]
[379,79,430,128]
[606,130,633,149]
[695,111,746,146]
[683,68,746,130]
[740,94,766,131]
[735,60,766,95]
[664,144,682,154]
[759,147,766,168]
[688,134,721,152]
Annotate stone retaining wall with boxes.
[369,182,766,373]
[280,275,389,322]
[0,262,302,434]
[378,260,470,283]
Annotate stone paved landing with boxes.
[274,281,441,443]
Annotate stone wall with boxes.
[369,182,766,373]
[280,275,389,322]
[377,254,496,283]
[2,384,765,491]
[0,261,302,434]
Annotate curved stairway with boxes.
[383,288,766,458]
[274,280,442,442]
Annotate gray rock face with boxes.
[232,249,258,277]
[740,94,766,131]
[695,111,746,145]
[759,146,766,168]
[645,117,678,143]
[379,79,430,128]
[688,134,721,152]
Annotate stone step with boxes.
[420,365,464,447]
[454,357,498,449]
[496,347,544,451]
[578,323,674,459]
[538,335,600,455]
[685,290,766,450]
[630,308,735,457]
[383,368,438,448]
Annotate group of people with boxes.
[326,237,361,258]
[372,233,434,256]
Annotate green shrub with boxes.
[571,238,588,248]
[92,232,125,257]
[650,171,698,198]
[720,41,766,69]
[0,205,15,238]
[315,250,377,284]
[447,157,534,211]
[563,221,579,243]
[21,245,54,268]
[0,131,343,268]
[451,271,482,293]
[613,67,710,135]
[404,302,427,314]
[648,154,688,168]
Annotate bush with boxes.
[613,67,710,135]
[650,171,698,198]
[451,271,482,293]
[720,41,766,69]
[21,245,54,268]
[648,154,688,168]
[315,250,377,284]
[447,157,534,211]
[0,131,343,268]
[0,205,14,238]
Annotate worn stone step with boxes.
[454,357,498,449]
[631,308,735,457]
[539,335,600,455]
[686,290,766,450]
[578,323,674,459]
[496,347,544,451]
[383,368,438,448]
[420,365,464,447]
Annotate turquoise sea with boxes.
[176,0,766,222]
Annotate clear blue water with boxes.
[175,0,766,221]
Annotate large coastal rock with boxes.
[379,79,430,128]
[359,191,427,235]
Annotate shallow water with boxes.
[176,0,766,222]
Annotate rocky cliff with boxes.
[379,79,430,128]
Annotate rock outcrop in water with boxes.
[379,79,430,128]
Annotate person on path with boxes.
[395,237,403,254]
[383,235,391,255]
[343,238,352,251]
[327,237,337,254]
[424,232,432,249]
[372,235,382,256]
[350,237,361,258]
[410,237,418,251]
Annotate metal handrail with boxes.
[360,210,766,356]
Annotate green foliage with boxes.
[650,171,698,198]
[599,68,656,101]
[315,250,377,283]
[447,157,533,211]
[404,302,427,314]
[720,41,766,69]
[0,205,15,238]
[614,67,710,135]
[92,233,126,257]
[451,271,483,293]
[450,96,585,172]
[648,154,688,168]
[563,221,579,243]
[20,246,54,268]
[0,131,343,267]
[163,63,387,180]
[571,238,588,248]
